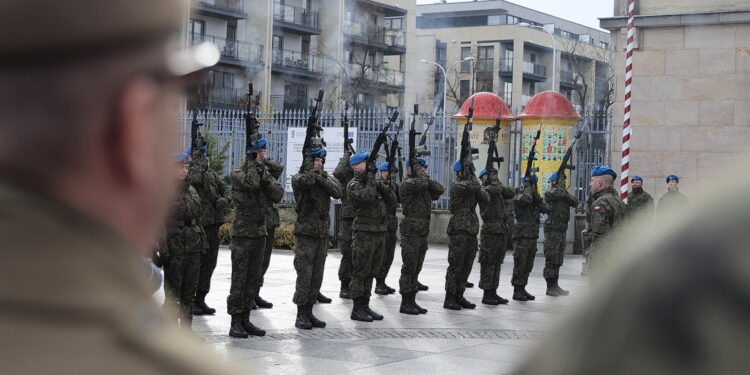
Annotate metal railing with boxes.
[272,48,323,73]
[345,24,404,48]
[190,33,263,63]
[273,1,319,30]
[499,58,513,73]
[522,60,547,77]
[384,29,405,48]
[197,85,247,109]
[197,0,244,13]
[346,65,404,87]
[475,58,494,72]
[560,69,577,84]
[269,95,314,110]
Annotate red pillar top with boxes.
[517,91,580,120]
[451,92,515,121]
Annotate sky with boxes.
[415,0,613,32]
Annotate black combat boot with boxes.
[553,277,570,296]
[229,313,248,338]
[493,290,509,305]
[363,297,383,320]
[545,278,561,296]
[351,298,373,322]
[412,292,428,314]
[339,279,352,299]
[457,293,476,309]
[385,283,396,294]
[417,281,429,291]
[443,293,461,310]
[307,305,326,328]
[482,290,501,305]
[465,281,475,288]
[241,311,266,336]
[193,298,216,315]
[317,292,332,304]
[522,288,536,301]
[295,305,313,330]
[254,295,273,308]
[375,279,390,295]
[512,286,529,301]
[399,292,420,315]
[191,304,204,316]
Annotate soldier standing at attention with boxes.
[227,139,283,338]
[657,174,688,214]
[511,174,548,301]
[188,147,230,316]
[334,152,355,299]
[477,168,516,305]
[585,166,627,269]
[627,175,654,218]
[375,162,399,296]
[542,172,579,297]
[255,158,284,309]
[444,160,489,310]
[398,158,444,315]
[347,152,394,322]
[292,148,342,329]
[161,152,206,331]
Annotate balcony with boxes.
[499,58,513,77]
[197,85,248,109]
[475,58,494,72]
[271,49,323,79]
[522,60,547,81]
[190,33,263,69]
[355,0,407,17]
[270,95,315,110]
[193,0,246,20]
[560,69,581,89]
[346,65,405,92]
[273,2,321,35]
[345,24,406,55]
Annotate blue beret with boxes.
[175,152,190,164]
[478,168,487,178]
[350,151,368,165]
[407,158,428,167]
[311,148,327,158]
[453,160,462,172]
[250,138,267,150]
[548,171,559,182]
[591,166,617,179]
[631,175,643,182]
[666,174,679,183]
[378,162,390,171]
[205,156,210,162]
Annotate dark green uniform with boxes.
[291,168,342,306]
[162,183,205,324]
[627,187,654,218]
[446,175,489,295]
[657,189,687,214]
[585,186,627,266]
[505,197,515,253]
[542,182,579,280]
[334,154,355,285]
[398,165,444,294]
[187,156,230,306]
[227,161,283,315]
[260,159,284,291]
[478,174,515,292]
[376,173,400,282]
[511,184,548,287]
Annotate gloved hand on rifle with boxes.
[366,162,378,175]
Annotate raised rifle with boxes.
[523,121,544,184]
[387,119,403,201]
[364,110,399,182]
[485,109,505,178]
[343,101,355,155]
[299,89,325,173]
[407,104,433,178]
[244,83,261,159]
[459,97,479,178]
[190,108,206,157]
[556,127,584,182]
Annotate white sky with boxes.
[415,0,613,32]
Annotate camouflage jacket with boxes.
[657,189,688,214]
[544,184,579,232]
[347,170,393,233]
[187,159,230,226]
[292,169,342,238]
[628,187,654,218]
[334,154,355,219]
[448,175,489,235]
[399,165,444,237]
[264,159,285,228]
[586,186,627,246]
[382,173,400,233]
[513,185,549,239]
[479,175,516,234]
[164,183,205,255]
[231,160,284,238]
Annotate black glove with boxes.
[367,162,378,175]
[215,197,228,210]
[160,253,171,268]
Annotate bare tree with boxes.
[559,37,615,110]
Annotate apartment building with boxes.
[414,0,613,110]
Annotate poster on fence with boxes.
[284,127,358,193]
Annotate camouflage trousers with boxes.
[195,223,220,300]
[376,230,398,280]
[293,234,328,306]
[164,251,200,318]
[399,234,428,294]
[543,229,566,279]
[350,230,385,299]
[479,231,508,291]
[337,217,353,281]
[260,225,278,288]
[445,232,478,295]
[511,237,538,287]
[227,236,265,315]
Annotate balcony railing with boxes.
[272,48,323,73]
[560,69,577,84]
[499,58,513,73]
[273,2,319,30]
[197,0,244,13]
[270,95,314,110]
[384,29,405,48]
[345,24,405,49]
[475,58,494,72]
[346,65,405,87]
[190,33,263,64]
[198,85,248,109]
[523,61,547,77]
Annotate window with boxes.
[367,52,376,67]
[560,30,572,39]
[284,82,308,99]
[208,70,235,89]
[345,49,352,63]
[487,15,504,25]
[599,41,609,49]
[502,81,512,102]
[507,15,519,24]
[477,45,493,72]
[436,43,447,63]
[460,47,472,73]
[301,36,310,56]
[272,35,283,50]
[386,17,404,30]
[226,21,237,40]
[189,19,204,37]
[459,80,470,101]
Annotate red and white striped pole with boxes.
[620,0,636,202]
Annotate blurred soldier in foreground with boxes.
[375,162,399,296]
[188,147,230,316]
[657,174,688,213]
[542,172,578,297]
[255,158,284,309]
[477,168,515,305]
[0,0,231,373]
[399,158,444,314]
[511,174,548,301]
[626,175,654,219]
[518,176,750,375]
[334,151,355,299]
[584,166,626,270]
[292,149,342,329]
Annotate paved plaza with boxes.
[188,245,589,374]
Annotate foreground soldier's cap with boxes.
[175,152,190,164]
[478,168,487,178]
[453,160,463,172]
[350,152,368,165]
[378,162,390,171]
[591,166,617,179]
[0,0,219,78]
[632,176,643,182]
[250,138,268,150]
[548,171,559,182]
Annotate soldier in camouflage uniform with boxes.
[477,168,516,305]
[398,158,444,315]
[627,176,654,219]
[347,152,395,322]
[187,147,230,316]
[444,160,489,310]
[255,158,284,309]
[511,174,549,301]
[375,162,399,296]
[657,174,688,214]
[227,139,283,338]
[292,148,342,329]
[161,152,206,331]
[334,152,355,299]
[542,172,579,297]
[585,166,627,270]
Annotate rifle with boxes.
[244,83,261,159]
[484,109,505,178]
[190,109,206,158]
[364,110,399,182]
[555,127,584,182]
[343,101,355,155]
[523,121,544,184]
[299,89,325,173]
[387,119,403,201]
[407,104,433,178]
[459,97,479,178]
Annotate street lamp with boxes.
[519,22,557,92]
[420,56,475,129]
